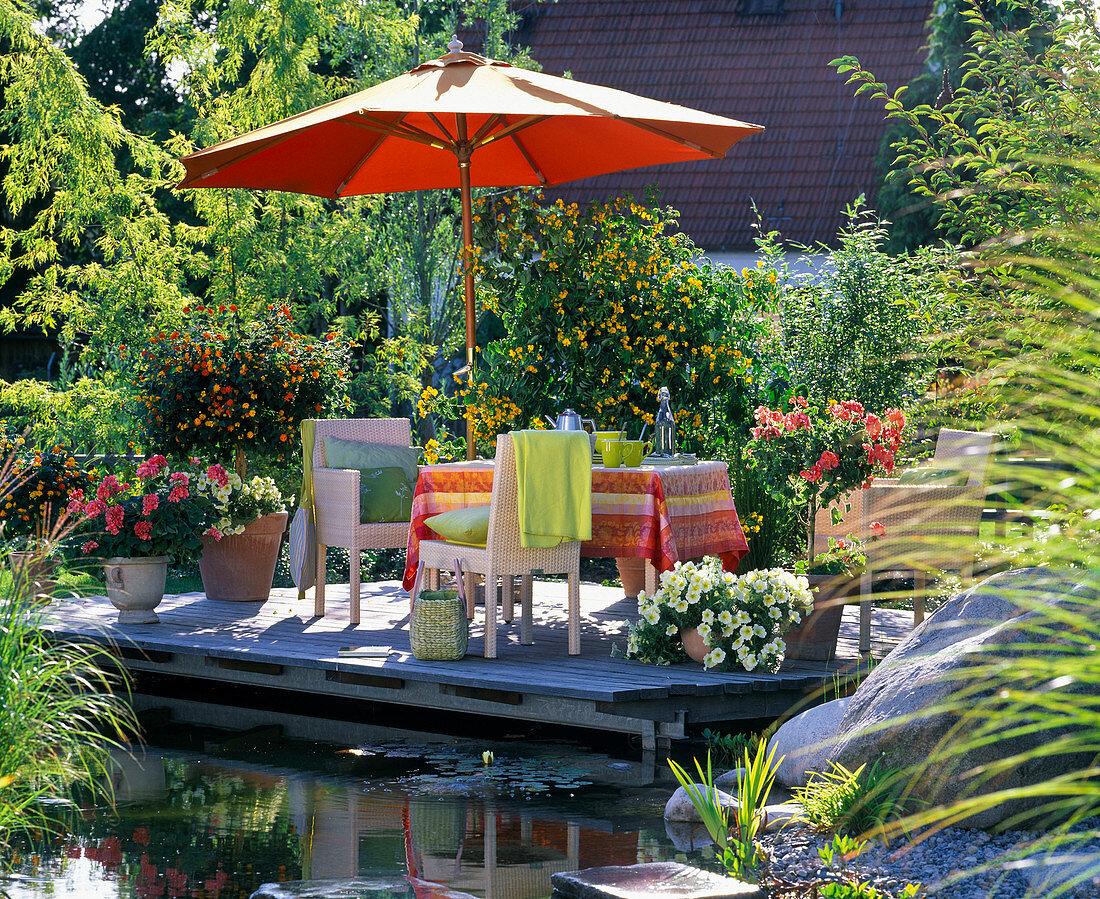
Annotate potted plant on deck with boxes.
[624,557,813,672]
[746,396,902,658]
[192,462,288,602]
[784,532,879,661]
[134,303,352,602]
[70,456,205,623]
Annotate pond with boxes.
[0,733,708,899]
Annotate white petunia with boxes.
[701,608,715,624]
[753,624,766,638]
[718,610,733,626]
[665,624,678,637]
[644,607,660,625]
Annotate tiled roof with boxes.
[500,0,931,249]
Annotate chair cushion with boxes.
[357,466,414,523]
[897,466,969,486]
[322,438,419,523]
[425,506,491,547]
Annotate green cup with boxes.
[593,429,625,456]
[602,439,624,467]
[620,440,653,467]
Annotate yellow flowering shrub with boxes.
[466,192,776,454]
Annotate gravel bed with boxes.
[759,819,1100,898]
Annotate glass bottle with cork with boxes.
[654,386,676,457]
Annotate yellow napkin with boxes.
[511,430,592,548]
[300,419,316,518]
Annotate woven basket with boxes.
[411,589,468,660]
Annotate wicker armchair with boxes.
[417,433,586,659]
[815,428,995,654]
[312,418,415,624]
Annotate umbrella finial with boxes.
[447,35,463,55]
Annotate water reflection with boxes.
[2,748,677,899]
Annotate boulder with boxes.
[713,768,744,791]
[664,784,736,822]
[823,568,1100,828]
[771,698,849,788]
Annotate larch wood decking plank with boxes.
[42,579,913,742]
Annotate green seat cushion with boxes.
[425,506,491,547]
[897,466,969,486]
[322,438,419,523]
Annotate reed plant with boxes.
[0,466,135,850]
[833,2,1100,892]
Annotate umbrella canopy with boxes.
[179,38,763,456]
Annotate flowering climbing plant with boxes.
[624,558,813,673]
[69,456,207,561]
[746,396,905,559]
[134,303,352,475]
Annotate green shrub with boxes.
[0,376,139,454]
[764,203,955,413]
[459,191,774,455]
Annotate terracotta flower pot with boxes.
[616,556,647,599]
[103,555,168,624]
[680,625,710,664]
[784,572,859,661]
[7,551,58,602]
[199,511,288,602]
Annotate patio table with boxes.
[401,460,748,591]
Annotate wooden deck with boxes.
[42,581,912,753]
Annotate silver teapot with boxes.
[544,408,595,431]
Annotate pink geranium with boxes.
[134,520,153,541]
[96,474,123,502]
[142,494,160,515]
[105,505,124,534]
[136,455,167,479]
[205,464,230,489]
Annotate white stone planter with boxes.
[103,555,169,624]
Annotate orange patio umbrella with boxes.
[178,37,763,459]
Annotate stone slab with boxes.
[251,878,478,899]
[551,862,764,899]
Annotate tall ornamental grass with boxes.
[0,495,135,848]
[836,2,1099,892]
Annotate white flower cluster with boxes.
[196,465,284,536]
[628,558,814,673]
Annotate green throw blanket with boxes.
[511,430,592,548]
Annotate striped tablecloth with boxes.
[401,460,748,590]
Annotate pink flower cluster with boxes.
[751,395,811,440]
[135,454,167,479]
[206,464,230,488]
[168,471,190,503]
[800,449,839,484]
[96,474,123,502]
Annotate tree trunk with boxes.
[234,447,247,480]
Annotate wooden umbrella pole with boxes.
[457,114,477,461]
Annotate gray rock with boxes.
[551,862,764,899]
[761,801,803,832]
[663,818,714,852]
[251,878,480,899]
[771,698,848,788]
[713,768,744,791]
[823,568,1100,828]
[664,784,737,822]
